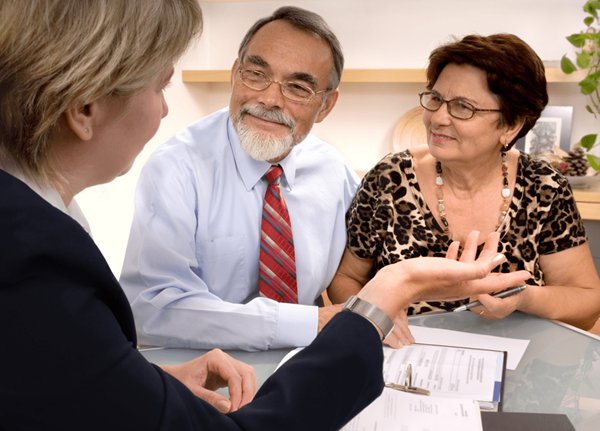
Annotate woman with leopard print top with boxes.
[328,33,600,347]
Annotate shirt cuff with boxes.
[271,303,318,349]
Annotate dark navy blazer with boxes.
[0,169,383,430]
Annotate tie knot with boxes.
[265,165,283,186]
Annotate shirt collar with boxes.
[0,159,92,235]
[227,114,297,192]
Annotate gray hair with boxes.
[237,6,344,90]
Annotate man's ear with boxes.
[315,88,339,123]
[230,59,240,88]
[64,103,96,141]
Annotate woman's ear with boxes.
[501,119,525,148]
[64,103,95,141]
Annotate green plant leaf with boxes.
[578,51,592,68]
[581,134,598,150]
[580,75,599,94]
[591,0,600,8]
[585,1,600,17]
[587,105,594,113]
[561,55,578,74]
[585,16,595,26]
[568,33,588,48]
[587,154,600,170]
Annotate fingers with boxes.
[466,270,530,296]
[383,325,415,349]
[399,307,409,326]
[445,240,460,260]
[383,310,414,348]
[166,349,256,414]
[193,387,233,413]
[470,289,522,320]
[204,349,256,412]
[478,232,502,262]
[238,363,257,410]
[459,231,482,262]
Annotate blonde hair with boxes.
[0,0,203,184]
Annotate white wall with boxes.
[77,0,598,277]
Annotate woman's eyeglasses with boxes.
[419,91,501,120]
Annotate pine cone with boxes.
[563,147,589,176]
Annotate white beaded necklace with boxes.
[434,152,510,238]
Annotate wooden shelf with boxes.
[574,182,600,221]
[183,68,587,84]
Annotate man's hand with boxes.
[318,304,343,332]
[384,308,414,348]
[160,349,257,413]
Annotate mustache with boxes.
[239,104,295,131]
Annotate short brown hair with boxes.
[426,34,548,149]
[0,0,203,184]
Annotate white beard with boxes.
[236,121,294,162]
[232,105,296,162]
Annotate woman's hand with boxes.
[357,231,530,322]
[384,307,415,348]
[469,292,522,320]
[160,349,257,413]
[453,231,528,320]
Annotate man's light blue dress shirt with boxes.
[120,108,359,351]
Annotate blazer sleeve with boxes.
[229,311,385,431]
[0,172,384,430]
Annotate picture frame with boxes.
[515,106,573,154]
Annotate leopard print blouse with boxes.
[346,150,587,315]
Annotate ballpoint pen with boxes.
[453,285,527,312]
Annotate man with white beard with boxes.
[120,6,362,351]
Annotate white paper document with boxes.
[341,389,483,431]
[383,345,504,405]
[408,325,529,370]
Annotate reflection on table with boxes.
[140,311,600,431]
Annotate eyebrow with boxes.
[244,54,319,87]
[430,90,477,105]
[245,54,270,70]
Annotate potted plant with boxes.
[561,0,600,170]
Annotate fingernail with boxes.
[217,400,231,413]
[493,254,506,266]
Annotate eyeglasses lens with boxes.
[240,70,313,103]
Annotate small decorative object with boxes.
[561,0,600,170]
[562,146,590,176]
[535,145,600,189]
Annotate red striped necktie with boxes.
[259,165,298,303]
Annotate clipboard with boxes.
[382,344,507,412]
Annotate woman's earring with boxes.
[85,128,89,133]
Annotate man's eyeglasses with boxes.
[419,91,501,120]
[238,68,329,104]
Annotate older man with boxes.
[121,6,359,350]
